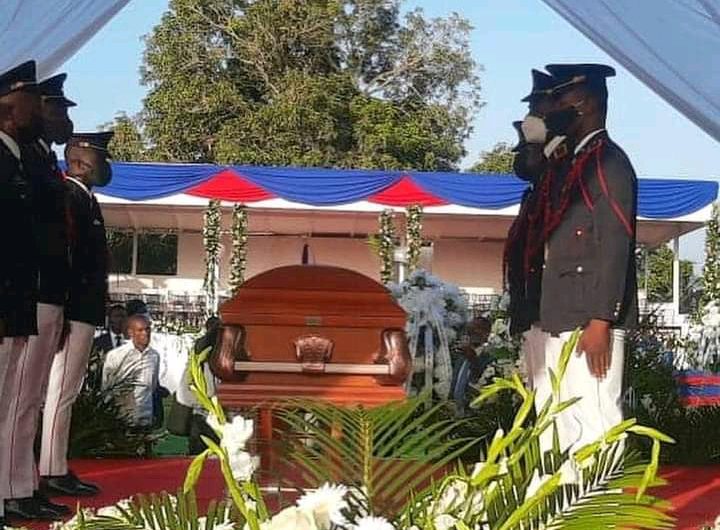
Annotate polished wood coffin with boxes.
[210,265,412,475]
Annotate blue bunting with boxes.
[75,161,717,220]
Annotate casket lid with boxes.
[220,265,406,327]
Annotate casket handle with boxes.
[210,324,250,382]
[374,328,412,385]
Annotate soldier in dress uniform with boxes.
[1,74,75,522]
[39,131,114,498]
[0,60,43,530]
[514,64,638,453]
[505,70,571,440]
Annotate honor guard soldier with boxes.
[1,74,76,522]
[0,60,42,529]
[505,70,571,440]
[514,64,638,453]
[40,131,114,498]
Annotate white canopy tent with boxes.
[2,0,719,144]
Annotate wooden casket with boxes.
[210,265,412,475]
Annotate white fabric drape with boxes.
[542,0,720,143]
[0,0,131,79]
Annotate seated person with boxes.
[102,314,164,428]
[451,317,493,415]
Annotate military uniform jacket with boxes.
[0,140,38,337]
[540,131,638,334]
[65,178,108,326]
[22,140,69,306]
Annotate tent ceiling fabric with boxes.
[0,0,130,78]
[541,0,720,143]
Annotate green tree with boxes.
[469,142,515,174]
[640,245,694,304]
[125,0,481,169]
[103,113,147,162]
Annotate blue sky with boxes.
[60,0,719,261]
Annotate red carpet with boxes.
[19,460,720,529]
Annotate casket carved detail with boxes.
[210,324,250,382]
[294,334,334,372]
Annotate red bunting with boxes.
[187,169,274,202]
[369,175,447,207]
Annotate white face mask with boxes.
[520,114,548,144]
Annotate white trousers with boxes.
[524,327,625,454]
[0,337,29,517]
[39,320,95,477]
[0,304,63,499]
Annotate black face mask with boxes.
[544,107,580,136]
[543,100,584,136]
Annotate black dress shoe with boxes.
[34,490,71,516]
[41,471,100,497]
[5,497,63,521]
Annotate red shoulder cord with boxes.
[521,141,602,277]
[594,147,634,237]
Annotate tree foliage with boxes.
[103,113,147,162]
[639,245,695,305]
[469,142,515,174]
[114,0,482,169]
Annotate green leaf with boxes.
[184,449,210,493]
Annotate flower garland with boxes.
[378,209,397,284]
[229,204,249,295]
[703,203,720,307]
[405,205,423,273]
[203,200,222,317]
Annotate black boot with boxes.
[41,470,100,497]
[34,490,71,516]
[5,496,63,521]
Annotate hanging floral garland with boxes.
[229,204,249,295]
[703,203,720,308]
[406,204,424,273]
[203,199,222,317]
[378,209,397,284]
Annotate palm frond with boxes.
[278,393,476,518]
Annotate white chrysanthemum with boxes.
[352,515,395,530]
[260,506,317,530]
[296,483,348,530]
[96,505,123,518]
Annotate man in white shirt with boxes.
[102,314,161,428]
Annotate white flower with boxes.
[222,415,255,452]
[96,505,123,518]
[260,506,317,530]
[228,449,259,482]
[434,514,458,530]
[352,515,396,530]
[296,483,348,530]
[434,479,468,513]
[211,523,236,530]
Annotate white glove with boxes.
[520,114,548,144]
